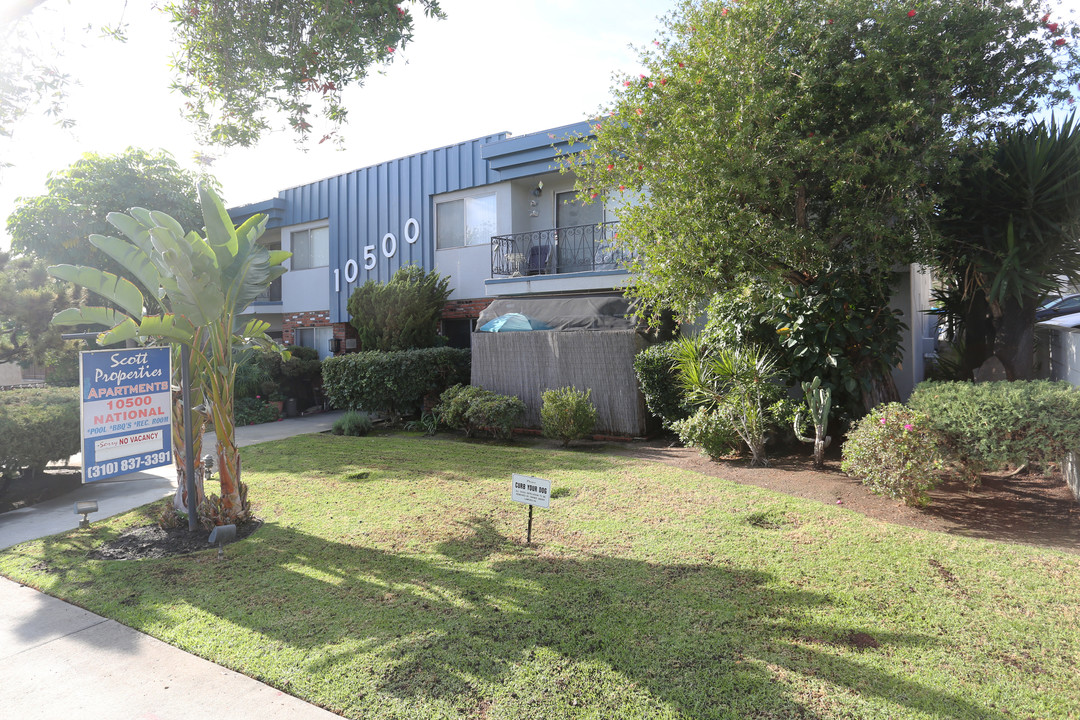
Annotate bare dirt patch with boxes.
[88,519,263,560]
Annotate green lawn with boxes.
[2,433,1078,719]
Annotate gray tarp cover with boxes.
[476,295,636,332]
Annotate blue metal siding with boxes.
[228,125,603,324]
[307,133,506,322]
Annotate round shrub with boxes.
[671,407,739,461]
[435,384,524,441]
[332,411,374,437]
[541,386,597,447]
[841,403,945,507]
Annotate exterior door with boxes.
[556,191,604,273]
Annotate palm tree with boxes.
[936,115,1080,380]
[49,183,289,524]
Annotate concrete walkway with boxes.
[0,411,343,720]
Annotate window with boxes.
[436,194,496,249]
[290,226,329,270]
[295,326,334,360]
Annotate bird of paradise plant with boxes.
[48,182,289,525]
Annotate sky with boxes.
[0,0,678,250]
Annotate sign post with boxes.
[79,347,173,482]
[510,473,550,545]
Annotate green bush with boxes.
[435,384,487,437]
[235,345,323,408]
[0,387,80,485]
[42,342,80,387]
[322,347,470,425]
[907,380,1080,481]
[671,407,740,460]
[466,393,525,442]
[435,383,524,441]
[346,265,452,351]
[541,387,597,447]
[234,397,281,425]
[633,342,689,428]
[332,411,374,437]
[841,403,945,506]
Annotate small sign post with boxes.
[511,473,550,545]
[79,347,173,482]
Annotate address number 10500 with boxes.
[334,218,420,291]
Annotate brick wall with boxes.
[332,322,359,352]
[442,298,493,320]
[281,311,329,346]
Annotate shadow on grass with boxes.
[46,518,1012,720]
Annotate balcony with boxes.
[490,222,629,278]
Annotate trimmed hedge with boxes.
[0,387,80,483]
[633,342,690,429]
[907,380,1080,481]
[322,347,470,424]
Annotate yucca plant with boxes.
[936,115,1080,379]
[48,183,289,525]
[673,336,783,467]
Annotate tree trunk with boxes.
[961,292,996,379]
[993,295,1038,380]
[171,393,206,514]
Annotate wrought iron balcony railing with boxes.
[490,221,628,278]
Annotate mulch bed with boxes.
[87,519,263,561]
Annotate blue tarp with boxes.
[478,313,553,332]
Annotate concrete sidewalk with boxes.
[0,411,343,720]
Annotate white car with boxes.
[1037,310,1080,328]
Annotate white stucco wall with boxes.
[434,181,513,299]
[281,222,330,314]
[889,263,934,401]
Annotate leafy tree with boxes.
[0,252,78,367]
[934,116,1080,380]
[2,1,443,149]
[49,183,289,526]
[347,264,452,351]
[573,0,1079,405]
[7,148,209,268]
[0,1,74,151]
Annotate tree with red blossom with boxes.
[573,0,1079,408]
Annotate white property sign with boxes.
[511,473,550,509]
[80,347,173,482]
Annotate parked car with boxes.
[1036,293,1080,321]
[1037,309,1080,328]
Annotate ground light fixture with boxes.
[73,500,99,528]
[207,523,237,559]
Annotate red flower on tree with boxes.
[1056,38,1067,46]
[907,9,916,18]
